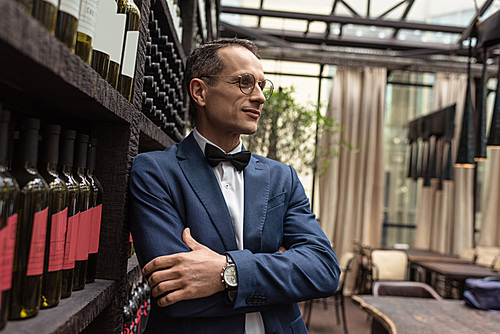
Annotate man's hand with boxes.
[142,228,227,307]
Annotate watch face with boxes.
[224,265,238,287]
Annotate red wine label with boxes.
[1,213,17,291]
[63,212,80,270]
[48,208,68,272]
[89,204,102,254]
[26,208,49,276]
[75,209,92,261]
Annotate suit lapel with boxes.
[243,155,270,252]
[177,134,238,250]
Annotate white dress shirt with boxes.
[193,129,265,334]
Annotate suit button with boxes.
[246,297,255,304]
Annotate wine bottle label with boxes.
[48,208,68,272]
[121,31,139,78]
[89,204,102,254]
[75,209,92,261]
[1,213,17,291]
[26,208,49,276]
[93,0,125,62]
[44,0,59,8]
[77,0,99,39]
[109,13,127,63]
[59,0,82,19]
[63,212,80,270]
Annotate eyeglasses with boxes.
[200,73,274,100]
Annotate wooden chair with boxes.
[370,250,408,283]
[352,241,373,294]
[475,246,500,268]
[459,248,476,261]
[372,281,443,300]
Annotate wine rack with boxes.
[0,0,217,332]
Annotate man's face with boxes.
[198,46,266,144]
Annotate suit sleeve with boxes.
[129,153,269,317]
[228,165,340,309]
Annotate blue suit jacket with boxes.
[129,133,340,334]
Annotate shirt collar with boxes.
[192,128,243,155]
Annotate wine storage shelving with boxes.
[0,0,217,332]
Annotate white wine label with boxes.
[48,208,68,272]
[121,31,139,77]
[89,204,102,254]
[59,0,82,19]
[77,0,99,38]
[109,13,127,63]
[93,0,117,53]
[75,209,92,261]
[26,208,48,276]
[44,0,58,8]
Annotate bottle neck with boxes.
[43,162,59,174]
[61,164,72,173]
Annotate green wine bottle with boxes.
[0,109,20,329]
[85,138,103,283]
[39,124,68,309]
[9,117,49,320]
[59,130,80,299]
[72,134,91,291]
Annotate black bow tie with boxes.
[205,143,251,171]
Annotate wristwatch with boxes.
[222,254,238,290]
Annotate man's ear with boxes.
[190,78,206,108]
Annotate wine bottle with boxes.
[0,109,20,329]
[38,124,68,309]
[117,0,140,101]
[32,0,58,34]
[9,117,49,320]
[55,0,82,52]
[105,0,127,89]
[17,0,34,13]
[72,134,91,291]
[75,0,99,64]
[90,0,115,79]
[59,130,80,298]
[85,137,103,283]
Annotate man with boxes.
[129,38,340,334]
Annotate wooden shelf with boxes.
[3,279,116,334]
[0,1,134,124]
[138,112,177,152]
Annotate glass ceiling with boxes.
[219,0,500,68]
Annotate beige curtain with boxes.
[318,66,386,260]
[412,72,474,255]
[478,148,500,246]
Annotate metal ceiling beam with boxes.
[220,23,461,54]
[339,0,361,17]
[377,0,406,19]
[457,0,494,44]
[219,21,296,48]
[220,6,464,34]
[258,46,490,76]
[391,0,416,39]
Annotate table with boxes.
[352,295,500,334]
[412,261,500,298]
[403,249,472,264]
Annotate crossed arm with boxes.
[143,228,287,308]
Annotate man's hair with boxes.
[185,39,260,124]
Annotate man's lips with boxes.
[243,108,261,118]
